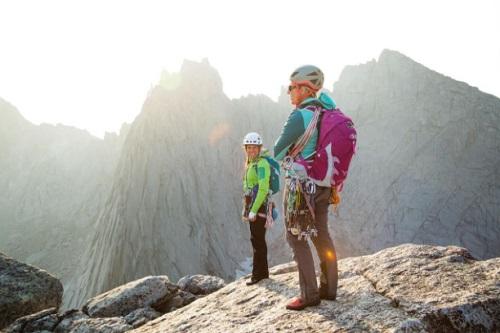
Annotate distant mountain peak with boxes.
[180,59,223,94]
[156,58,224,99]
[378,48,415,63]
[0,97,31,133]
[0,98,28,124]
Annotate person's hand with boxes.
[248,212,256,222]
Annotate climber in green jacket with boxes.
[242,132,271,285]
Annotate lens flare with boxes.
[209,122,231,146]
[326,250,336,261]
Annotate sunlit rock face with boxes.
[65,59,290,308]
[0,98,126,290]
[331,49,500,259]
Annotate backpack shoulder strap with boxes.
[253,157,266,174]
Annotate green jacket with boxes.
[243,152,271,214]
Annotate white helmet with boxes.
[243,132,263,146]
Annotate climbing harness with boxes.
[242,188,276,229]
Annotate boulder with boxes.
[177,274,226,295]
[82,276,178,318]
[0,252,63,329]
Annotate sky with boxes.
[0,0,499,138]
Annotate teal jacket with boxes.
[274,92,336,161]
[243,150,271,214]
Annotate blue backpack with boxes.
[254,156,281,195]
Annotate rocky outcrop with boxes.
[3,273,222,332]
[134,244,500,333]
[0,252,63,329]
[4,244,499,332]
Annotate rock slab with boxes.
[133,244,500,333]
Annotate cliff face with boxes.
[65,60,290,308]
[330,50,500,259]
[0,98,126,289]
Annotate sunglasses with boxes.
[288,85,299,93]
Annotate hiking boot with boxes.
[286,297,320,311]
[319,284,336,300]
[319,289,336,300]
[319,262,337,300]
[246,277,265,286]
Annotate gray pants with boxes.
[286,186,338,302]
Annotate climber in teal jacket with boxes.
[242,132,271,286]
[273,65,339,311]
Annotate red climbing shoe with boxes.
[286,297,320,311]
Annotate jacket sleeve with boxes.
[250,158,271,214]
[273,110,305,161]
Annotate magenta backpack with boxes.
[295,106,357,191]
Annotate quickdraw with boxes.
[283,173,318,241]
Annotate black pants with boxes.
[249,217,269,279]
